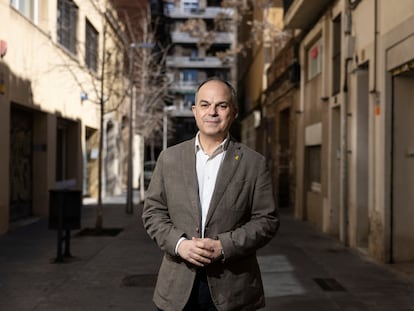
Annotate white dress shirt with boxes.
[175,134,228,254]
[195,133,227,237]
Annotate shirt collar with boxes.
[195,132,230,156]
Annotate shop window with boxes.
[307,38,322,80]
[307,145,321,192]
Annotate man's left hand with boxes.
[192,238,223,262]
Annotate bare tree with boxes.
[177,0,290,64]
[53,11,128,231]
[54,1,170,230]
[118,3,172,201]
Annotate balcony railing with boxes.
[283,0,335,29]
[169,80,199,93]
[171,31,233,44]
[165,6,234,19]
[166,56,233,68]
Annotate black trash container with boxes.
[49,189,82,230]
[49,189,82,262]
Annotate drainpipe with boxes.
[369,0,388,264]
[342,1,353,246]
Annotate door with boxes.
[9,106,33,222]
[392,73,414,261]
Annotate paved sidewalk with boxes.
[1,198,414,310]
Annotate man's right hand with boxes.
[177,237,214,267]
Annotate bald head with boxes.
[195,78,237,108]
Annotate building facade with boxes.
[236,0,291,204]
[0,0,137,235]
[280,0,414,263]
[262,38,300,210]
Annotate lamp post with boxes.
[162,106,175,150]
[126,42,155,214]
[126,43,135,214]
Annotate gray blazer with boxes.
[142,137,279,311]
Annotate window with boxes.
[85,19,98,71]
[332,15,341,95]
[11,0,38,23]
[57,0,78,54]
[181,70,198,82]
[307,145,321,192]
[182,0,198,12]
[184,94,195,108]
[307,38,322,80]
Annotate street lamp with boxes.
[163,106,176,150]
[126,43,135,214]
[126,42,155,214]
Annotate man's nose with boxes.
[208,105,218,115]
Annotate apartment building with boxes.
[162,0,236,146]
[0,0,135,235]
[279,0,414,264]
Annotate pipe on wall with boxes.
[341,0,353,246]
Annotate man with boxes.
[142,78,279,311]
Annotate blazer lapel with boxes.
[205,139,242,225]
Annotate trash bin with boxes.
[48,188,82,263]
[49,189,82,230]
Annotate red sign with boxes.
[0,40,7,58]
[310,45,319,59]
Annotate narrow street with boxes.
[0,198,414,310]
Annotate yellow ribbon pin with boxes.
[235,155,239,161]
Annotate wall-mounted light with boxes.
[81,91,88,101]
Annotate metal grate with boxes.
[313,278,346,291]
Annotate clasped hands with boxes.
[177,237,223,267]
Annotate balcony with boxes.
[283,0,334,30]
[171,31,233,44]
[165,6,234,19]
[169,80,199,94]
[166,56,233,68]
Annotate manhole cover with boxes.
[121,274,157,287]
[313,278,346,291]
[75,228,123,237]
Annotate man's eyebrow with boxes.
[199,99,210,104]
[197,99,231,108]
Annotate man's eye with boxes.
[200,103,209,108]
[219,104,228,109]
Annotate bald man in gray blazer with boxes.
[142,78,279,311]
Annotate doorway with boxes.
[354,67,369,249]
[329,106,340,236]
[9,105,33,222]
[392,72,414,262]
[278,108,291,208]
